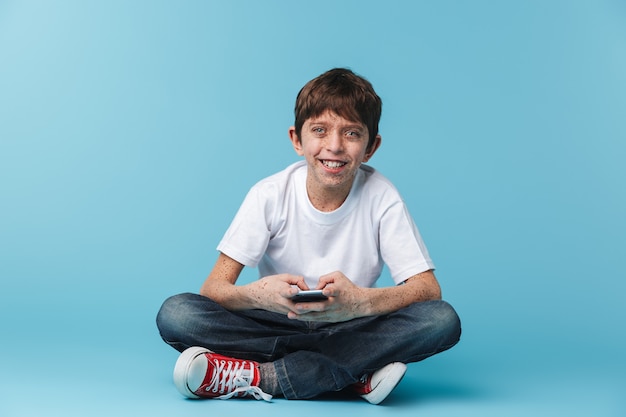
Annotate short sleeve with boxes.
[216,184,275,267]
[379,201,435,284]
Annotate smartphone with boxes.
[290,290,328,302]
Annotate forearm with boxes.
[201,253,307,313]
[201,278,259,311]
[200,253,261,311]
[359,270,442,316]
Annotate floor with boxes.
[1,294,624,417]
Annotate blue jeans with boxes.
[156,293,461,400]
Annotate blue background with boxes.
[1,1,625,416]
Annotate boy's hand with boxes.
[247,274,310,314]
[287,271,369,322]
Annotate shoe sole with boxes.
[361,362,407,405]
[173,346,212,399]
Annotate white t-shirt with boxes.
[217,161,434,288]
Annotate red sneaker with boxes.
[173,346,272,401]
[352,363,407,404]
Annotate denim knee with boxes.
[429,300,462,348]
[156,293,197,348]
[401,299,461,350]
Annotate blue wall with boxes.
[1,1,625,416]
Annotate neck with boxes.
[305,181,351,212]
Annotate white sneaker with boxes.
[352,362,407,404]
[173,346,272,401]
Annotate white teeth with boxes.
[322,160,345,168]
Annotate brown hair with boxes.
[294,68,382,151]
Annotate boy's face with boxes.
[289,110,381,207]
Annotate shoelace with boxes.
[206,358,272,402]
[352,372,373,395]
[358,374,369,385]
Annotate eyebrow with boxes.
[308,120,365,130]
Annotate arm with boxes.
[200,252,309,314]
[357,269,441,315]
[289,269,441,322]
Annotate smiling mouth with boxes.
[321,160,347,169]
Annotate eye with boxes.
[312,127,326,135]
[345,130,362,139]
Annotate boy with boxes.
[157,68,461,404]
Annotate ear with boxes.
[288,126,304,156]
[363,134,382,163]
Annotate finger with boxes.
[287,310,320,321]
[322,286,337,297]
[293,301,327,314]
[317,270,347,288]
[289,310,333,322]
[316,281,340,297]
[285,275,310,290]
[315,276,334,290]
[281,286,299,299]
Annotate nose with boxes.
[325,131,344,153]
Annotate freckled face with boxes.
[289,111,381,200]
